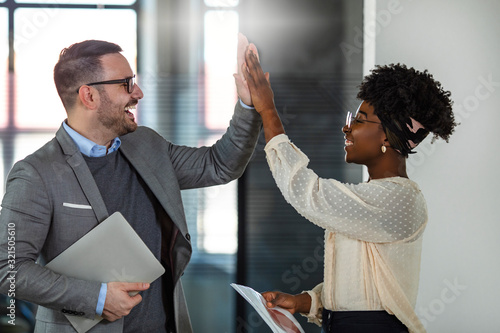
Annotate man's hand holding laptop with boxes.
[102,282,150,322]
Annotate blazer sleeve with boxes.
[168,101,262,189]
[0,160,101,320]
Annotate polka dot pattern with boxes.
[265,134,428,332]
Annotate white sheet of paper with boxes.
[45,212,165,333]
[231,283,305,333]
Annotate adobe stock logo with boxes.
[453,74,499,123]
[417,278,467,328]
[404,73,498,177]
[14,5,62,50]
[340,0,407,63]
[281,236,324,292]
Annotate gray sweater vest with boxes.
[84,149,171,333]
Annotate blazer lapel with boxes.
[56,125,109,222]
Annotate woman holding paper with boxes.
[242,49,456,333]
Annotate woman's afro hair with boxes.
[357,63,457,143]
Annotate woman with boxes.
[242,50,456,333]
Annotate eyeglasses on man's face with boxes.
[345,111,382,129]
[76,75,136,94]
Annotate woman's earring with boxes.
[381,145,387,153]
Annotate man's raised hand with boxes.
[234,33,260,106]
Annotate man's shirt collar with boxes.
[62,121,121,157]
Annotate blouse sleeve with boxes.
[300,283,324,327]
[264,134,427,243]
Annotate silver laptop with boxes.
[45,211,166,333]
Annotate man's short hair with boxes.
[53,40,122,110]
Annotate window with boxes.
[0,8,7,129]
[204,0,239,7]
[203,10,238,130]
[179,2,241,332]
[16,0,135,4]
[13,8,137,129]
[0,7,9,196]
[0,2,137,201]
[199,9,239,254]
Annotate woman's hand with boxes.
[243,49,275,114]
[261,291,312,314]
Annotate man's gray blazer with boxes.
[0,103,261,332]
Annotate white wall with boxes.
[371,0,500,331]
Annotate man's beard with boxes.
[97,90,137,137]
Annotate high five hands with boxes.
[234,33,260,107]
[243,50,274,115]
[237,33,285,143]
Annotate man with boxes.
[0,34,260,333]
